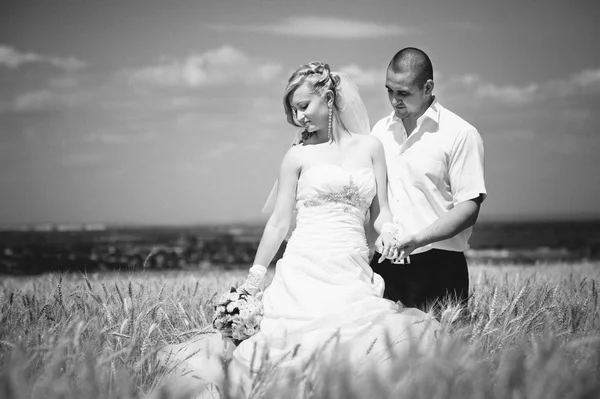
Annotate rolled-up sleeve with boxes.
[449,127,487,206]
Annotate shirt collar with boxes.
[389,97,441,129]
[420,97,441,126]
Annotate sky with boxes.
[1,0,599,226]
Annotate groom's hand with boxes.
[393,234,419,262]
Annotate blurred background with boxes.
[1,0,599,274]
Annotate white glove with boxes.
[238,264,267,295]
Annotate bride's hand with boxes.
[237,264,267,295]
[376,223,400,262]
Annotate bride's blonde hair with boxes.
[283,61,341,128]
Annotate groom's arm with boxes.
[417,125,486,246]
[414,196,482,248]
[396,126,486,258]
[394,196,482,259]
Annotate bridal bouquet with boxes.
[212,287,264,345]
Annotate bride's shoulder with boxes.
[281,144,305,169]
[355,135,384,152]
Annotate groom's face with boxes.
[385,69,429,121]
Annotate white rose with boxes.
[251,316,262,327]
[217,292,230,304]
[227,292,240,302]
[239,309,250,319]
[226,302,237,313]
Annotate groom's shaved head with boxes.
[388,47,433,88]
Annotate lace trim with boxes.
[299,177,370,212]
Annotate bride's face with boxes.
[289,84,329,133]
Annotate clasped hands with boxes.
[375,223,417,264]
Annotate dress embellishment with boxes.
[301,177,370,212]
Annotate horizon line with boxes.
[2,213,600,230]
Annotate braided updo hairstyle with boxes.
[283,62,341,142]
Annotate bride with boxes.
[159,62,440,397]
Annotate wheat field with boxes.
[1,262,599,398]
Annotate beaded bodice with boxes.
[285,164,376,254]
[296,164,376,214]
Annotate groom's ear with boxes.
[424,79,434,96]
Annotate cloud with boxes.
[48,75,83,89]
[60,153,104,167]
[444,67,600,106]
[128,45,283,88]
[338,64,385,89]
[438,73,540,105]
[84,131,156,145]
[13,90,64,112]
[451,73,480,86]
[571,68,600,86]
[100,94,213,113]
[485,128,536,141]
[546,68,600,97]
[12,88,88,112]
[205,140,238,159]
[176,160,210,177]
[7,74,96,113]
[0,44,86,71]
[208,16,412,39]
[476,83,539,105]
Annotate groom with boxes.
[370,47,487,313]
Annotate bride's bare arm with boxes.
[367,137,398,260]
[238,147,301,294]
[368,137,393,235]
[252,147,302,267]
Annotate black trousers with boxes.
[370,249,469,313]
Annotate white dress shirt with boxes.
[371,99,487,254]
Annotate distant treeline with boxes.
[0,229,284,275]
[2,220,600,275]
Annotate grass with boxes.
[0,262,599,398]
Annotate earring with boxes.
[327,105,333,142]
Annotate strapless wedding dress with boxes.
[159,164,440,395]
